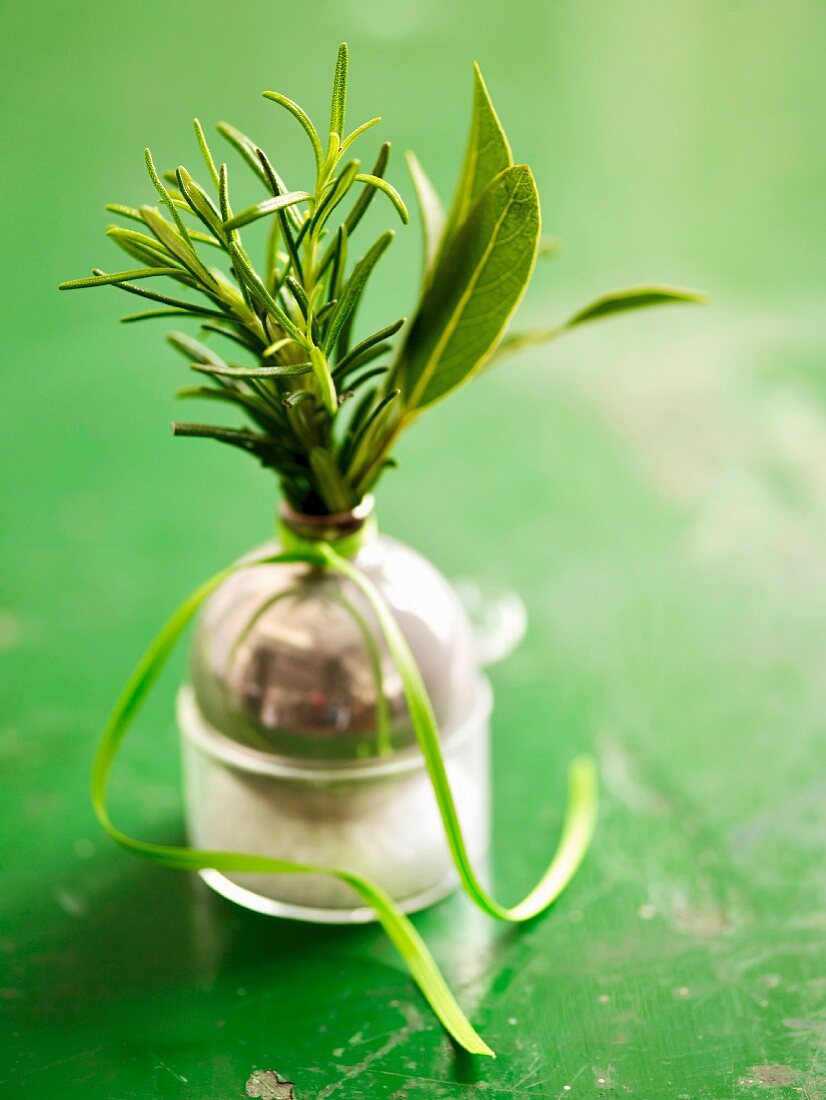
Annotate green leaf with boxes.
[344,384,381,438]
[316,144,390,281]
[440,63,512,254]
[333,317,405,378]
[139,205,216,287]
[310,345,338,415]
[224,191,313,232]
[323,231,394,356]
[354,173,409,224]
[105,226,188,273]
[167,330,228,367]
[492,285,708,364]
[329,43,349,139]
[209,262,256,321]
[176,167,225,239]
[307,160,360,237]
[109,200,221,246]
[310,445,356,512]
[282,389,313,408]
[191,361,312,380]
[265,228,281,297]
[175,385,280,431]
[262,91,323,178]
[285,276,310,320]
[183,228,222,248]
[334,342,392,382]
[217,163,234,229]
[341,115,381,154]
[344,142,389,236]
[344,364,390,394]
[397,164,540,411]
[346,388,400,480]
[256,148,304,279]
[58,266,183,290]
[144,149,205,264]
[120,308,227,324]
[228,241,305,346]
[106,203,156,223]
[565,284,709,327]
[193,118,220,188]
[327,224,348,304]
[216,121,268,185]
[315,299,338,327]
[216,124,304,239]
[98,272,224,316]
[171,422,279,466]
[262,335,305,358]
[405,151,445,285]
[200,322,262,353]
[160,171,185,196]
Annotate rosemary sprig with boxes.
[60,44,705,516]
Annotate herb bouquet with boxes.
[61,45,703,1056]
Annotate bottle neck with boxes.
[277,495,376,558]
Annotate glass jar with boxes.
[178,499,493,923]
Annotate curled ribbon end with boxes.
[569,754,599,806]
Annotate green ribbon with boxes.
[91,518,598,1058]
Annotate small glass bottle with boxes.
[178,498,492,923]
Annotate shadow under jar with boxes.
[178,498,492,924]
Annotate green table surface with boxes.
[2,2,825,1097]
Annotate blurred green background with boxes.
[2,2,825,1098]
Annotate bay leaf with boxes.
[439,63,512,258]
[397,163,540,411]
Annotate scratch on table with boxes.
[379,1068,565,1096]
[600,738,672,815]
[155,1059,188,1084]
[511,1048,544,1091]
[596,734,745,938]
[25,1045,105,1075]
[317,1003,425,1098]
[52,885,87,919]
[556,1062,587,1098]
